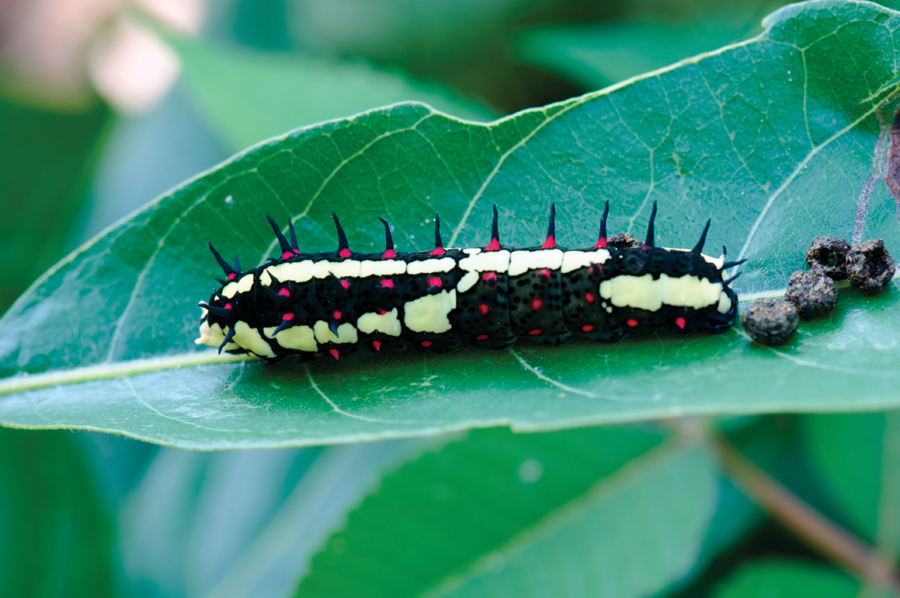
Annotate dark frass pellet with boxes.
[606,233,644,249]
[805,236,851,280]
[846,239,896,294]
[741,299,799,346]
[785,270,838,319]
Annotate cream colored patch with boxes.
[463,248,481,255]
[600,274,661,311]
[233,321,276,358]
[222,274,254,298]
[664,248,725,270]
[600,274,723,312]
[457,250,511,293]
[407,257,456,275]
[357,308,402,336]
[459,250,511,273]
[704,254,725,269]
[314,321,359,344]
[314,260,361,279]
[560,250,611,273]
[717,291,733,314]
[456,271,480,293]
[404,290,456,333]
[662,275,723,309]
[264,324,318,352]
[360,259,406,277]
[261,260,315,285]
[195,318,226,348]
[508,249,564,277]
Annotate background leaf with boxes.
[295,428,715,598]
[802,411,900,558]
[174,37,497,152]
[0,428,115,596]
[709,561,866,598]
[0,98,109,315]
[515,13,761,90]
[1,1,900,448]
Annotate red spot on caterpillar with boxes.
[675,317,686,329]
[278,288,290,297]
[340,279,350,290]
[642,246,651,252]
[372,340,382,351]
[224,303,232,310]
[378,309,387,315]
[528,329,542,336]
[380,279,395,289]
[281,251,294,259]
[531,298,542,310]
[339,248,352,258]
[282,312,294,321]
[594,238,607,249]
[476,334,489,340]
[482,272,497,282]
[427,277,442,288]
[329,349,340,360]
[227,273,236,281]
[430,247,445,256]
[541,235,556,249]
[584,293,595,303]
[582,324,594,332]
[478,304,490,315]
[382,249,396,258]
[333,310,342,320]
[421,340,433,347]
[626,319,639,327]
[536,269,551,280]
[485,238,501,251]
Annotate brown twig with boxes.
[882,105,900,244]
[714,435,900,593]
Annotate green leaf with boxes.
[0,97,109,314]
[2,1,900,448]
[118,439,426,597]
[0,428,115,596]
[684,416,796,587]
[516,13,761,90]
[710,560,863,598]
[802,411,900,556]
[174,37,496,151]
[295,427,716,598]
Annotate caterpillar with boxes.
[195,202,743,361]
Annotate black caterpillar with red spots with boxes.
[196,202,742,361]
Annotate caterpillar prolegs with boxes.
[195,202,743,361]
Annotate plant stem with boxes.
[714,435,900,592]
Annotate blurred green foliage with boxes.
[2,0,900,596]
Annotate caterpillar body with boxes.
[196,202,743,361]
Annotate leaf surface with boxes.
[174,38,496,151]
[294,427,714,598]
[710,561,867,598]
[0,429,116,596]
[515,14,760,90]
[802,411,900,556]
[1,1,900,448]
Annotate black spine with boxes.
[333,212,350,253]
[378,216,394,252]
[266,215,293,256]
[434,214,443,250]
[645,201,658,247]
